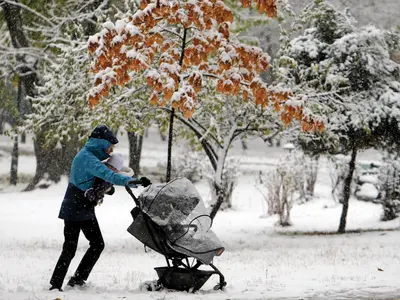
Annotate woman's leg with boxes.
[50,221,80,288]
[71,217,105,282]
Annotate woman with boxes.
[49,125,151,291]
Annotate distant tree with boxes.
[276,0,400,233]
[1,0,115,189]
[378,156,400,221]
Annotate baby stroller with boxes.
[125,177,226,292]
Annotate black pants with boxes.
[50,218,105,288]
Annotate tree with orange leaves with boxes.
[87,0,322,183]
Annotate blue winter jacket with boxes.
[58,138,135,221]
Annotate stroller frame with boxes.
[125,185,226,292]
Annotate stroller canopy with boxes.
[137,177,224,264]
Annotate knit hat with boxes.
[89,125,119,144]
[106,153,124,171]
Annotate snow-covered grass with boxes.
[1,129,400,299]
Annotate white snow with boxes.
[356,183,380,200]
[88,34,100,45]
[358,174,379,185]
[115,20,126,35]
[102,21,115,31]
[0,130,400,300]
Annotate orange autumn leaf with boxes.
[164,87,174,101]
[243,89,249,101]
[150,92,158,105]
[172,101,180,109]
[183,109,194,118]
[139,0,150,10]
[88,95,99,108]
[88,43,98,55]
[241,0,251,8]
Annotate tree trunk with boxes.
[210,182,226,220]
[209,127,237,220]
[241,138,248,150]
[10,79,24,185]
[166,108,175,182]
[1,1,37,97]
[60,136,81,176]
[0,111,4,134]
[81,0,106,37]
[166,28,187,182]
[338,146,358,234]
[10,135,19,185]
[24,132,61,191]
[128,131,143,177]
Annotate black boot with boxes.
[49,286,63,292]
[67,277,86,287]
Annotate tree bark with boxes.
[209,127,236,220]
[166,108,175,182]
[306,155,320,198]
[210,182,226,220]
[10,135,19,185]
[10,79,24,185]
[1,1,37,97]
[60,137,81,176]
[81,0,107,37]
[166,28,187,182]
[0,110,4,134]
[24,133,61,191]
[338,146,358,234]
[128,131,143,177]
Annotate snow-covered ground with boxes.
[0,129,400,300]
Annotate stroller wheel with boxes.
[213,281,227,291]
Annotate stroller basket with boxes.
[155,267,214,292]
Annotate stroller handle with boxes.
[127,180,143,185]
[125,184,140,207]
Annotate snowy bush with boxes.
[257,148,319,221]
[270,163,296,227]
[328,155,350,203]
[304,155,319,200]
[171,151,204,184]
[378,160,400,221]
[256,171,279,217]
[258,151,307,226]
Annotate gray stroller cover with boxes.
[137,177,224,264]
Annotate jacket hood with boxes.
[85,138,112,161]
